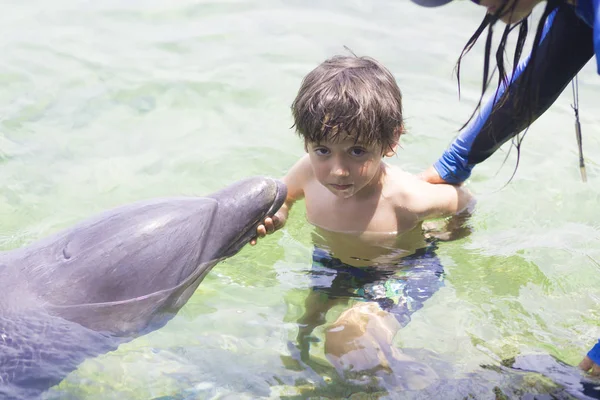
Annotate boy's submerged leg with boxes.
[296,290,348,362]
[324,302,439,390]
[320,245,444,388]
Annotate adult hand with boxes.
[418,166,448,184]
[580,355,600,376]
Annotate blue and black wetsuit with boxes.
[428,0,600,366]
[434,1,599,184]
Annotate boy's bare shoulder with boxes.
[285,154,314,182]
[383,164,428,198]
[383,164,470,218]
[281,154,315,202]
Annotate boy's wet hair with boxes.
[291,55,403,153]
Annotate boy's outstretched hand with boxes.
[249,206,288,246]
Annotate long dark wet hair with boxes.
[456,0,562,179]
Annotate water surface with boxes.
[2,1,600,398]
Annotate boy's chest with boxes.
[304,184,417,234]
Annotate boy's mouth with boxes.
[330,184,353,191]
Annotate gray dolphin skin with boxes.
[0,176,287,399]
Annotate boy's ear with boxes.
[383,127,403,157]
[384,142,399,157]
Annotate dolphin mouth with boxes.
[220,177,287,258]
[266,178,287,218]
[46,259,218,311]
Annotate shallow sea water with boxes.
[2,0,600,399]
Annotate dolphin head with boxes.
[0,176,288,396]
[3,176,287,335]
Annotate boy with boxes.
[252,55,473,380]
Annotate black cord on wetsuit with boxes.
[571,75,587,182]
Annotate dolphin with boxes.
[0,176,286,399]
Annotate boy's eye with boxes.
[349,147,367,157]
[314,148,330,156]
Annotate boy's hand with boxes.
[249,207,288,246]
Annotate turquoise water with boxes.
[2,0,600,398]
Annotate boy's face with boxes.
[306,135,392,199]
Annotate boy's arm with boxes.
[412,181,475,221]
[411,182,475,242]
[249,155,310,245]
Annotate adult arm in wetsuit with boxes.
[420,4,595,185]
[420,2,600,374]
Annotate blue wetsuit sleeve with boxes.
[588,340,600,365]
[434,5,595,184]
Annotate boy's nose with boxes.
[329,155,350,177]
[332,165,350,177]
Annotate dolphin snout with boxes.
[206,176,287,258]
[267,178,288,217]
